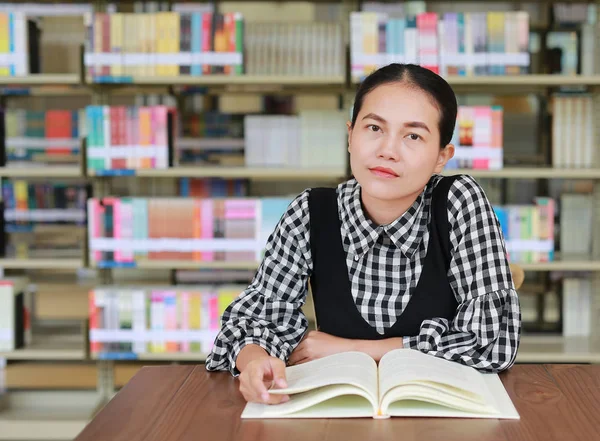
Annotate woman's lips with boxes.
[369,167,399,178]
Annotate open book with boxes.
[241,349,520,419]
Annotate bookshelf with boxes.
[0,2,599,439]
[0,74,81,86]
[0,258,84,270]
[0,167,84,178]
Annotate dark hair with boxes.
[351,63,458,148]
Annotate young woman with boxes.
[205,63,521,405]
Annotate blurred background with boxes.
[0,0,599,439]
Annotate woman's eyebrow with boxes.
[361,112,387,124]
[404,121,431,133]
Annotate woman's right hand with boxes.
[239,355,290,404]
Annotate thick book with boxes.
[241,349,520,420]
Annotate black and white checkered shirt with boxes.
[205,174,521,375]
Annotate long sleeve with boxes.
[403,175,522,373]
[205,190,312,376]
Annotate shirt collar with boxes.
[339,178,428,259]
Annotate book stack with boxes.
[1,181,89,259]
[562,278,592,337]
[0,277,30,352]
[85,105,175,175]
[1,109,83,166]
[178,178,247,198]
[0,12,40,77]
[88,284,246,359]
[350,11,530,82]
[493,198,555,264]
[177,112,244,166]
[446,105,503,170]
[83,11,244,82]
[87,196,292,267]
[244,22,344,77]
[560,194,594,257]
[551,94,594,169]
[244,111,348,170]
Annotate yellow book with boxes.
[110,13,123,77]
[135,13,144,77]
[165,12,180,77]
[145,13,156,77]
[0,13,9,76]
[155,12,168,76]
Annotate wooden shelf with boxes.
[0,74,80,86]
[446,74,600,87]
[517,335,600,363]
[352,75,600,89]
[88,75,346,93]
[0,391,98,441]
[90,352,207,362]
[0,344,85,361]
[0,258,83,270]
[134,166,346,180]
[0,166,83,178]
[92,260,260,270]
[444,167,600,179]
[519,259,600,272]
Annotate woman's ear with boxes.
[434,144,455,174]
[346,121,353,152]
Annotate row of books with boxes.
[0,12,36,77]
[89,285,245,357]
[447,105,503,171]
[85,105,175,173]
[350,11,529,81]
[2,181,88,228]
[494,198,555,264]
[178,178,247,198]
[551,94,594,169]
[87,196,292,266]
[244,22,344,77]
[1,109,83,166]
[244,111,348,170]
[84,11,244,81]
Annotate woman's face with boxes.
[347,82,454,202]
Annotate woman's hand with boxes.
[238,355,290,405]
[288,330,356,366]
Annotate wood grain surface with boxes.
[75,364,600,441]
[75,365,194,441]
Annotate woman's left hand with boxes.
[287,330,356,366]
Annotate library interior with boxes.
[0,0,599,439]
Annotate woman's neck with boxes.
[360,190,421,226]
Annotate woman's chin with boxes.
[359,180,406,201]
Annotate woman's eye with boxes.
[367,125,381,132]
[407,133,421,141]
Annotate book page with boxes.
[269,351,378,400]
[383,374,519,420]
[378,349,487,403]
[242,384,376,419]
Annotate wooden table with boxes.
[75,364,600,441]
